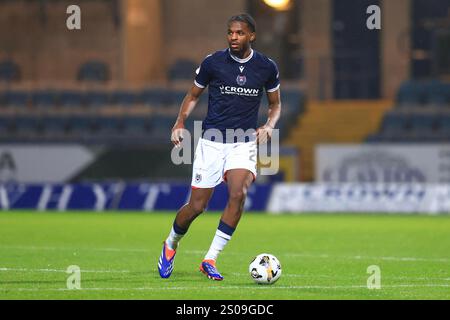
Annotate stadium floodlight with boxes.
[263,0,292,11]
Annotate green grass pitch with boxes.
[0,211,449,300]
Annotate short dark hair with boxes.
[228,14,256,33]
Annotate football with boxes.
[249,253,282,284]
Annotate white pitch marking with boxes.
[1,284,449,292]
[231,273,450,281]
[0,267,130,273]
[1,245,449,263]
[1,267,448,282]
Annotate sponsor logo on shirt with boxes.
[219,85,259,97]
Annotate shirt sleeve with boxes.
[194,55,213,88]
[265,59,280,92]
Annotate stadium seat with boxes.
[281,90,304,108]
[0,117,11,136]
[396,81,427,107]
[167,91,187,106]
[380,113,409,136]
[41,117,69,137]
[85,91,109,108]
[4,91,29,108]
[111,91,137,107]
[0,60,21,82]
[123,117,153,136]
[365,133,383,143]
[409,114,437,134]
[31,91,57,108]
[427,81,450,106]
[437,115,450,139]
[140,88,171,107]
[77,61,110,82]
[15,117,39,136]
[168,59,197,81]
[67,117,92,135]
[0,91,7,107]
[150,115,174,137]
[59,91,83,108]
[97,117,123,135]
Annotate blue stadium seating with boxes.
[0,118,10,136]
[97,117,122,135]
[111,91,137,107]
[168,59,197,81]
[140,88,171,106]
[67,117,91,134]
[438,115,450,139]
[150,115,174,137]
[368,79,450,143]
[85,91,109,108]
[32,91,57,108]
[167,91,187,106]
[15,117,39,135]
[4,91,29,108]
[379,113,410,137]
[77,61,110,82]
[428,81,450,106]
[409,113,436,133]
[123,117,153,136]
[0,60,21,82]
[281,90,304,108]
[0,86,305,143]
[41,117,68,136]
[59,91,83,108]
[396,80,428,106]
[397,80,450,108]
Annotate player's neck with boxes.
[229,47,253,63]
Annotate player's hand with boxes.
[171,122,185,148]
[255,124,273,145]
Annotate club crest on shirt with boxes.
[195,173,202,183]
[236,75,247,86]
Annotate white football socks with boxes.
[204,229,232,261]
[165,226,185,250]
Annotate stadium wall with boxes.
[0,0,121,82]
[1,182,449,214]
[316,144,450,183]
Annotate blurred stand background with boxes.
[0,0,449,213]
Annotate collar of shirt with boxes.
[228,48,254,64]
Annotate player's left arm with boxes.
[256,89,281,144]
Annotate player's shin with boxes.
[165,221,187,250]
[204,220,235,261]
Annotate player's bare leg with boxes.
[165,187,214,250]
[221,169,254,228]
[200,169,254,280]
[158,187,213,278]
[174,187,214,231]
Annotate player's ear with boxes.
[250,33,256,42]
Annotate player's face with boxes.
[227,22,255,55]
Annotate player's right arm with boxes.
[171,85,205,147]
[172,54,213,147]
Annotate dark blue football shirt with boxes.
[194,48,280,142]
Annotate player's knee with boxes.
[229,189,247,204]
[190,200,208,216]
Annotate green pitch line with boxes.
[0,211,449,300]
